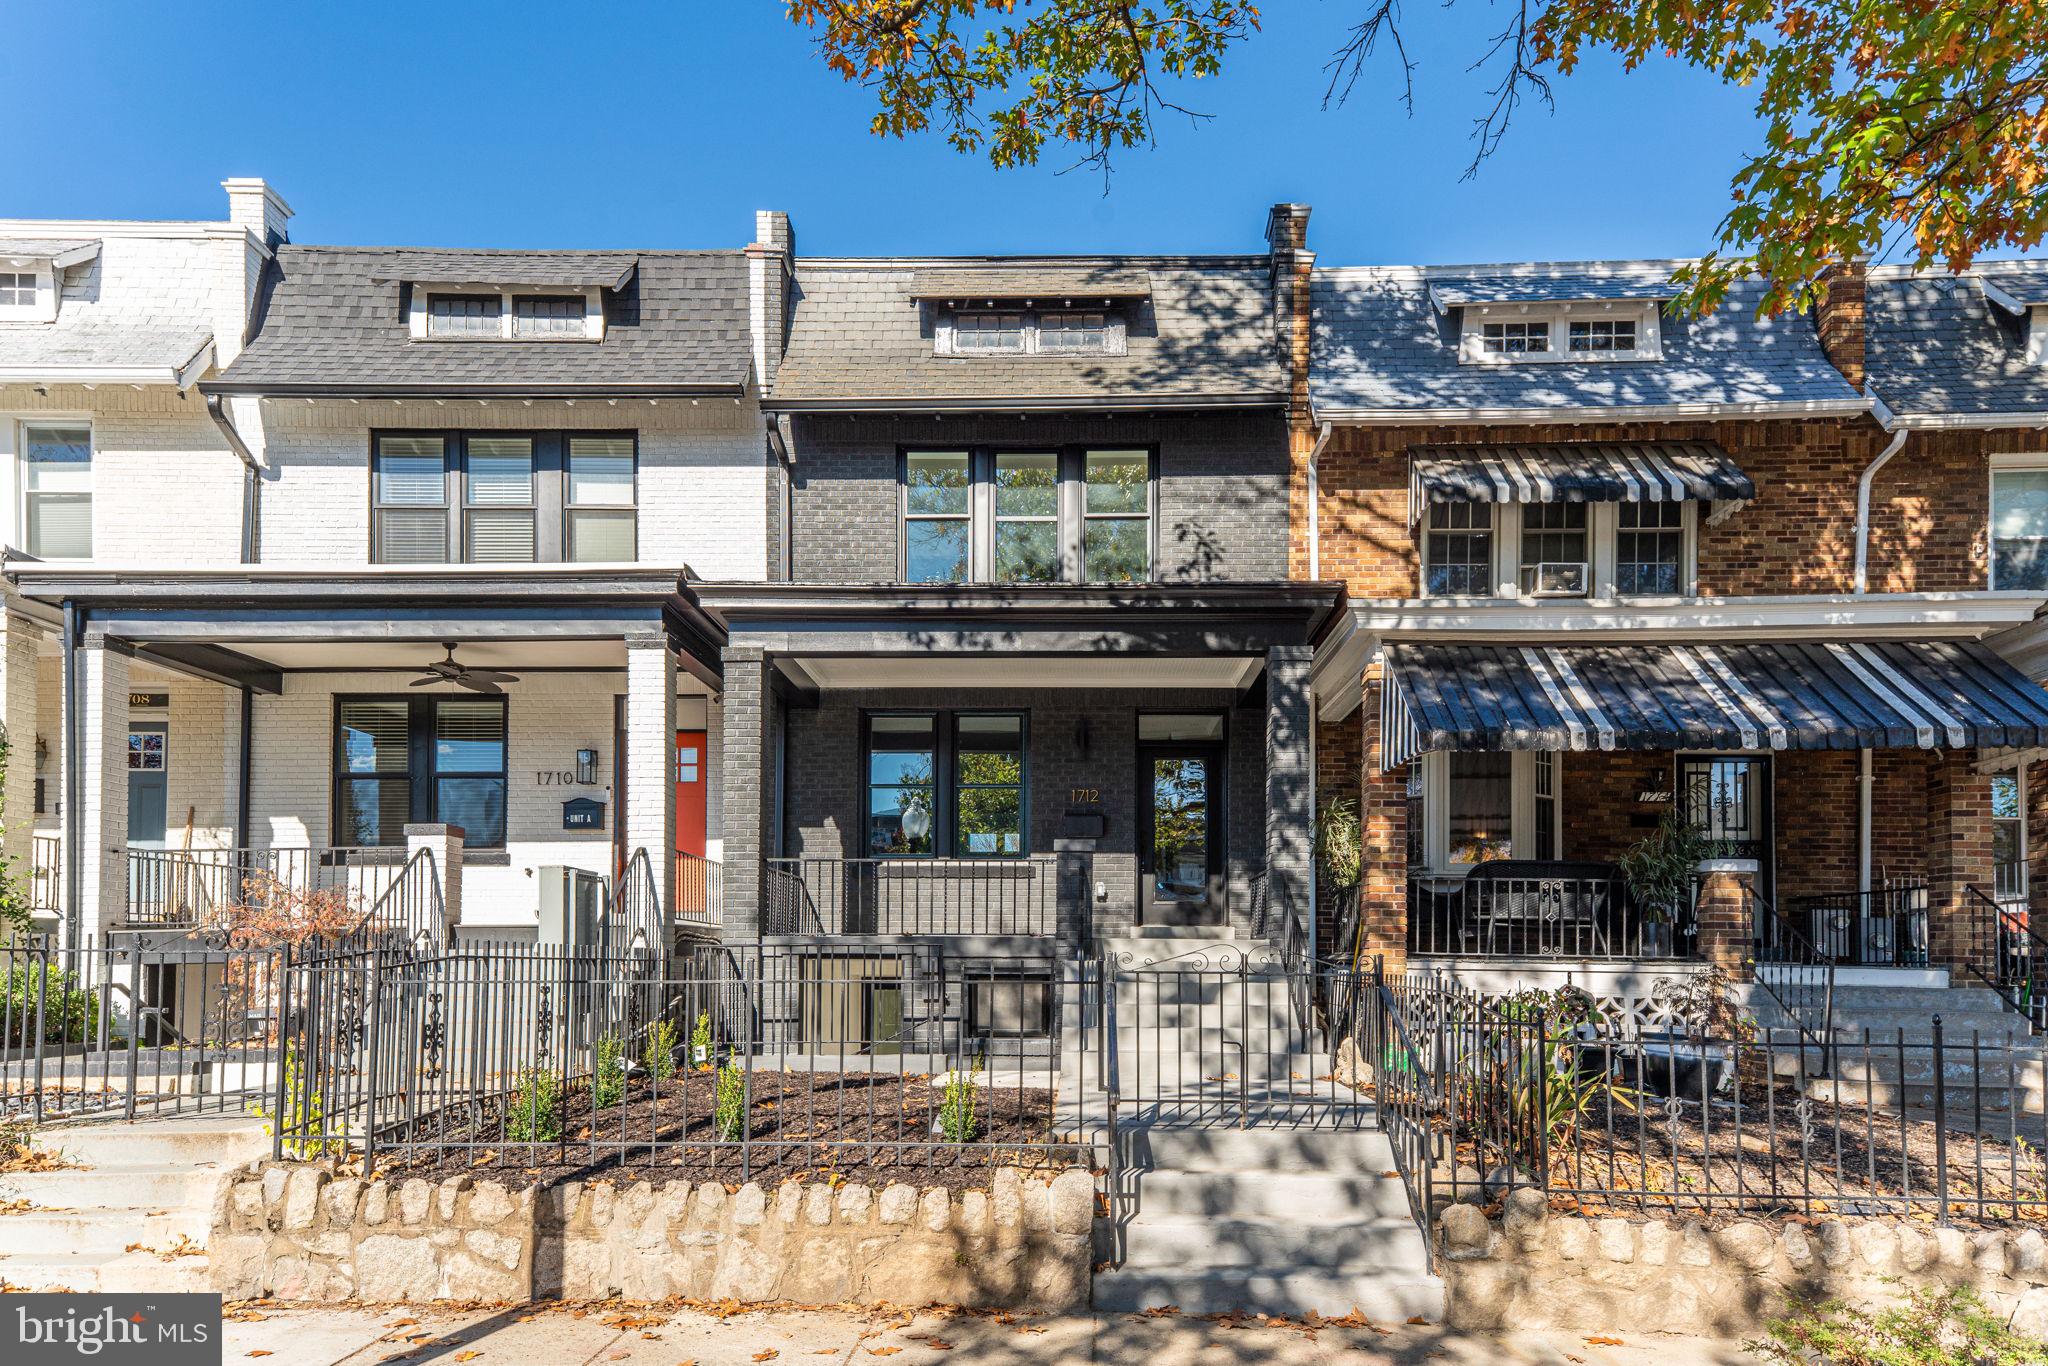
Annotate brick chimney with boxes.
[221,178,293,247]
[1815,259,1869,390]
[1265,203,1314,421]
[747,209,795,393]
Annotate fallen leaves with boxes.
[752,1353,779,1363]
[453,1354,483,1363]
[1585,1335,1626,1347]
[1138,1304,1180,1317]
[246,1354,273,1360]
[868,1350,903,1358]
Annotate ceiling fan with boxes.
[411,643,520,694]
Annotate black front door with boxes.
[1678,754,1773,897]
[1138,742,1225,927]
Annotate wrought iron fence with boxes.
[276,940,1088,1182]
[763,857,1059,937]
[608,848,668,955]
[1367,965,2048,1224]
[1,934,285,1123]
[1795,878,1930,967]
[1965,883,2047,1030]
[1406,866,1694,960]
[122,845,414,929]
[676,850,722,931]
[1749,880,1837,1073]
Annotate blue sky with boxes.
[7,2,1767,264]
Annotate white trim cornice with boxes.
[1312,397,1874,426]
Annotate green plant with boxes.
[1749,1284,2048,1366]
[262,1043,333,1159]
[0,727,32,941]
[592,1033,625,1108]
[690,1010,713,1062]
[0,1119,33,1165]
[643,1018,679,1083]
[1,961,107,1046]
[1617,811,1712,925]
[1461,988,1628,1171]
[713,1061,747,1142]
[505,1067,562,1144]
[1315,796,1362,891]
[939,1053,983,1143]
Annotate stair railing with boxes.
[1748,879,1837,1076]
[1963,883,2048,1030]
[1367,956,1440,1269]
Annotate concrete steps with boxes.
[0,1117,268,1294]
[1096,1119,1441,1320]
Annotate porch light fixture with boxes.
[576,748,599,785]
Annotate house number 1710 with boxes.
[535,771,586,786]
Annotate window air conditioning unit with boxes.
[1529,561,1589,597]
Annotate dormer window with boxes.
[1482,321,1549,356]
[427,294,501,338]
[936,306,1127,357]
[410,286,603,342]
[1570,318,1637,353]
[0,273,33,308]
[0,239,96,323]
[1461,302,1661,364]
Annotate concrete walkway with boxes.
[220,1303,1764,1364]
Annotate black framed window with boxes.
[1423,501,1493,596]
[336,696,507,848]
[863,711,1027,858]
[900,447,1155,585]
[372,431,636,565]
[1518,503,1588,595]
[1616,501,1685,595]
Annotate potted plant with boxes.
[1315,796,1363,963]
[1617,810,1711,959]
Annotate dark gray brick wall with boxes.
[779,687,1269,948]
[785,410,1290,583]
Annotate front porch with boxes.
[10,565,730,954]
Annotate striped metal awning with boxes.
[1379,640,2048,771]
[1407,442,1755,521]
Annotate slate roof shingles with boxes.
[770,258,1284,404]
[1310,266,1863,414]
[1865,269,2048,417]
[213,245,752,392]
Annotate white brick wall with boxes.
[245,397,768,578]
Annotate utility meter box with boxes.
[537,865,605,947]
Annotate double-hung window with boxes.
[1422,502,1493,596]
[900,447,1154,585]
[1992,461,2048,590]
[372,431,637,564]
[1616,502,1685,595]
[21,423,92,560]
[335,696,508,848]
[1518,503,1588,596]
[864,712,1027,858]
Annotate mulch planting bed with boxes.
[373,1069,1082,1191]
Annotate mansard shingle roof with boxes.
[211,245,751,395]
[1865,263,2048,419]
[769,256,1285,409]
[1310,263,1864,418]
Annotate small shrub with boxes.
[1,961,105,1046]
[261,1043,332,1159]
[643,1018,680,1083]
[690,1010,713,1064]
[1749,1283,2048,1366]
[0,1119,32,1165]
[713,1061,747,1141]
[592,1033,625,1108]
[939,1053,983,1143]
[505,1067,562,1144]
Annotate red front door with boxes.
[675,730,707,858]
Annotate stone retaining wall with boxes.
[1438,1190,2048,1337]
[210,1165,1093,1309]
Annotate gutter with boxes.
[1313,397,1874,426]
[760,393,1286,415]
[204,394,263,565]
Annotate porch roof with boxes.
[1407,441,1754,519]
[1380,639,2048,770]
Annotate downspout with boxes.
[1854,389,1908,898]
[205,394,263,565]
[60,601,79,956]
[1307,420,1332,581]
[768,415,795,582]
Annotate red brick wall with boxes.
[1310,419,2048,600]
[1315,710,1364,958]
[1357,667,1411,970]
[1926,752,1996,975]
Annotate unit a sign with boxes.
[561,798,606,830]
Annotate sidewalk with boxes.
[220,1303,1763,1365]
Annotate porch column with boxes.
[1694,862,1757,981]
[0,607,39,879]
[1927,750,1995,977]
[1358,653,1409,971]
[623,633,678,932]
[719,645,773,937]
[1264,644,1314,948]
[73,632,129,943]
